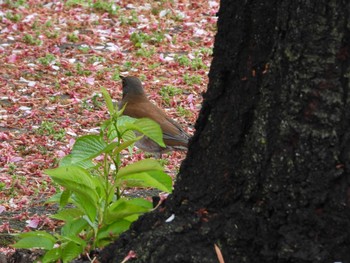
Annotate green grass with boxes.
[159,85,183,105]
[130,31,165,47]
[136,47,156,57]
[6,12,22,22]
[183,73,202,85]
[22,34,42,45]
[92,0,120,15]
[67,32,79,42]
[36,121,66,141]
[4,0,27,8]
[175,54,207,70]
[76,63,92,76]
[177,105,192,117]
[37,54,56,66]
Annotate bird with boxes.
[119,76,190,156]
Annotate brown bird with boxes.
[120,76,190,155]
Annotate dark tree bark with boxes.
[100,0,350,262]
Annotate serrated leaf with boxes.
[61,217,89,237]
[61,235,86,247]
[95,219,132,246]
[71,135,107,162]
[61,241,84,263]
[59,154,95,169]
[60,189,72,208]
[42,247,61,263]
[119,170,172,193]
[51,208,84,221]
[117,115,136,129]
[117,159,163,177]
[13,231,56,250]
[125,118,165,147]
[45,166,98,221]
[106,198,152,223]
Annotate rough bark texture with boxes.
[100,0,350,262]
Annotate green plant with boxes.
[6,12,22,22]
[177,105,192,117]
[175,55,191,67]
[149,62,161,70]
[76,63,91,76]
[190,57,207,70]
[5,0,27,8]
[36,121,66,141]
[67,32,79,42]
[111,69,121,81]
[130,31,164,48]
[46,30,59,39]
[92,1,120,15]
[175,54,207,70]
[37,54,56,66]
[199,47,213,56]
[136,47,155,57]
[14,88,172,263]
[22,34,41,45]
[78,45,91,53]
[183,73,202,86]
[65,0,91,7]
[159,85,183,105]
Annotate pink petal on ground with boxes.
[9,156,23,162]
[187,94,194,103]
[26,218,40,228]
[7,54,17,63]
[86,77,95,85]
[121,250,137,263]
[0,206,5,214]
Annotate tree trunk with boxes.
[100,0,350,262]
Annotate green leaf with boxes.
[117,159,172,192]
[13,231,56,250]
[51,208,84,222]
[119,170,172,193]
[45,166,98,221]
[125,118,165,147]
[117,101,127,116]
[61,241,84,263]
[103,141,119,153]
[101,87,114,115]
[96,219,132,246]
[113,135,143,154]
[46,166,97,197]
[117,159,163,177]
[106,198,152,223]
[59,154,95,169]
[61,217,89,237]
[61,235,86,247]
[117,115,136,131]
[71,135,107,162]
[60,189,72,208]
[42,247,61,263]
